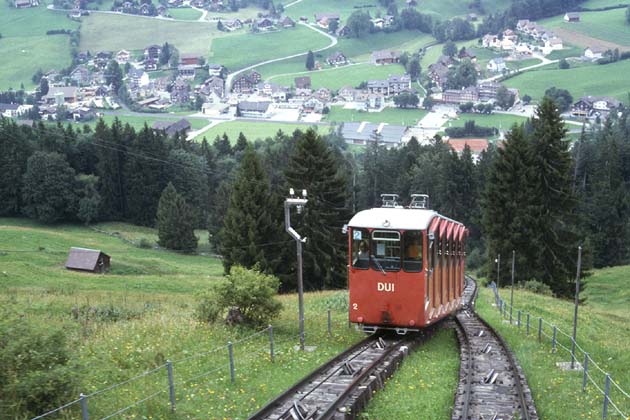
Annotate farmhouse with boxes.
[232,71,261,93]
[428,62,450,89]
[43,86,80,105]
[198,77,225,99]
[341,122,408,148]
[65,248,110,273]
[327,51,348,66]
[487,57,507,72]
[256,18,274,30]
[314,12,340,28]
[571,96,622,118]
[584,46,606,60]
[144,44,161,60]
[372,50,401,65]
[280,16,295,28]
[170,79,191,103]
[564,12,580,22]
[223,19,243,31]
[14,0,38,7]
[128,68,150,88]
[152,119,191,136]
[116,50,131,64]
[70,66,91,86]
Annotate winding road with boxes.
[225,22,338,92]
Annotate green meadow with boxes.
[80,13,223,55]
[447,113,529,131]
[0,218,364,419]
[0,1,79,89]
[541,9,630,47]
[325,106,428,125]
[195,121,324,143]
[504,59,630,102]
[167,7,203,20]
[209,25,330,71]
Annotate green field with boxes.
[80,12,223,55]
[504,59,630,102]
[209,25,330,71]
[542,9,630,47]
[477,264,630,419]
[256,30,432,82]
[268,62,408,90]
[581,0,629,8]
[326,106,428,125]
[447,112,529,131]
[0,218,364,419]
[0,2,79,89]
[167,7,203,20]
[196,121,325,143]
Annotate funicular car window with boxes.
[403,231,423,272]
[371,230,400,271]
[351,228,370,269]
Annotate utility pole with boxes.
[495,253,501,289]
[285,188,308,351]
[571,246,583,369]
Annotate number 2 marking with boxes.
[352,303,358,310]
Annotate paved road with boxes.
[479,54,558,83]
[225,22,338,91]
[47,4,211,23]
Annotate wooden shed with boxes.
[65,247,110,273]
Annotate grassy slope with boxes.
[325,106,428,125]
[581,0,629,7]
[167,7,203,20]
[503,59,630,102]
[0,2,79,89]
[195,121,324,143]
[477,265,630,419]
[0,218,364,418]
[541,8,630,47]
[80,13,224,55]
[210,25,330,71]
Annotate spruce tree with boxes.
[305,50,315,71]
[528,96,580,296]
[285,129,350,289]
[95,118,128,220]
[166,149,209,227]
[0,118,31,216]
[214,133,232,157]
[220,146,279,273]
[125,125,167,226]
[22,152,77,223]
[233,132,248,153]
[482,125,537,285]
[157,183,198,252]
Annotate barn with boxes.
[65,247,111,273]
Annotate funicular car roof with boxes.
[348,208,463,231]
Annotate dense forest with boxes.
[1,98,629,295]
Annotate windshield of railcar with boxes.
[371,230,401,271]
[351,228,370,269]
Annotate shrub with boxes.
[196,266,283,327]
[137,237,153,249]
[521,279,553,296]
[0,314,77,417]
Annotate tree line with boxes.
[2,98,629,296]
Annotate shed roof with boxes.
[65,247,109,271]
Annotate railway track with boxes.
[248,327,437,420]
[452,276,538,420]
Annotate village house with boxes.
[232,71,261,93]
[0,103,30,118]
[70,66,91,86]
[477,82,502,102]
[255,17,274,30]
[487,57,507,72]
[280,16,295,28]
[152,119,192,137]
[14,0,38,8]
[337,86,358,102]
[198,76,225,100]
[584,46,605,60]
[564,12,580,22]
[341,122,408,148]
[144,58,158,71]
[372,50,402,65]
[442,86,480,104]
[157,5,167,16]
[326,51,348,66]
[571,96,622,118]
[222,19,243,31]
[238,101,272,118]
[428,62,450,89]
[177,65,197,79]
[458,48,477,62]
[256,82,289,102]
[367,74,412,97]
[144,45,161,60]
[314,12,340,29]
[314,87,332,102]
[445,138,489,163]
[170,79,191,104]
[116,50,131,64]
[543,37,564,53]
[128,68,150,88]
[516,19,530,32]
[43,86,80,105]
[302,97,325,113]
[207,64,224,77]
[179,54,201,67]
[294,76,312,96]
[482,34,501,49]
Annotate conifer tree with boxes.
[220,146,279,273]
[157,183,198,252]
[214,133,232,157]
[96,118,128,220]
[125,125,167,226]
[528,96,580,296]
[285,129,350,289]
[305,50,315,71]
[0,118,31,216]
[482,125,537,285]
[166,149,209,227]
[233,132,248,153]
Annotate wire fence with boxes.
[30,309,354,420]
[489,283,630,420]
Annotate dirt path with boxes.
[552,27,630,52]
